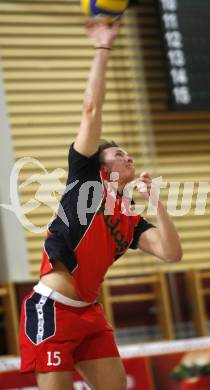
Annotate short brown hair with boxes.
[98,139,119,164]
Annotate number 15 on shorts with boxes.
[47,351,61,366]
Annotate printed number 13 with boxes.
[47,351,61,366]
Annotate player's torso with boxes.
[41,157,140,302]
[75,194,139,267]
[72,183,140,301]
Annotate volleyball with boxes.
[81,0,129,20]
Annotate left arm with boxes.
[135,173,182,262]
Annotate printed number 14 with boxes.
[47,351,61,366]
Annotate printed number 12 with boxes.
[47,351,61,366]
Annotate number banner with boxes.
[158,0,210,111]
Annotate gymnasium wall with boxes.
[0,0,209,279]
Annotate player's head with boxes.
[98,140,135,184]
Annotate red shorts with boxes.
[19,291,119,373]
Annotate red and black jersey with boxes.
[40,145,154,302]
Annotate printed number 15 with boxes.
[47,351,61,366]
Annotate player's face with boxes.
[101,147,135,183]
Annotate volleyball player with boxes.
[19,21,182,390]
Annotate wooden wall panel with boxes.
[110,0,210,276]
[0,0,149,277]
[0,0,209,278]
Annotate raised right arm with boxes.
[74,21,120,157]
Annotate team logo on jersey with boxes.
[97,201,130,257]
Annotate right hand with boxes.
[85,19,121,49]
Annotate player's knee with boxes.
[115,370,127,390]
[36,371,74,390]
[98,368,127,390]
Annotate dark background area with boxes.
[158,0,210,111]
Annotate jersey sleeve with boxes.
[67,143,100,184]
[129,217,155,250]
